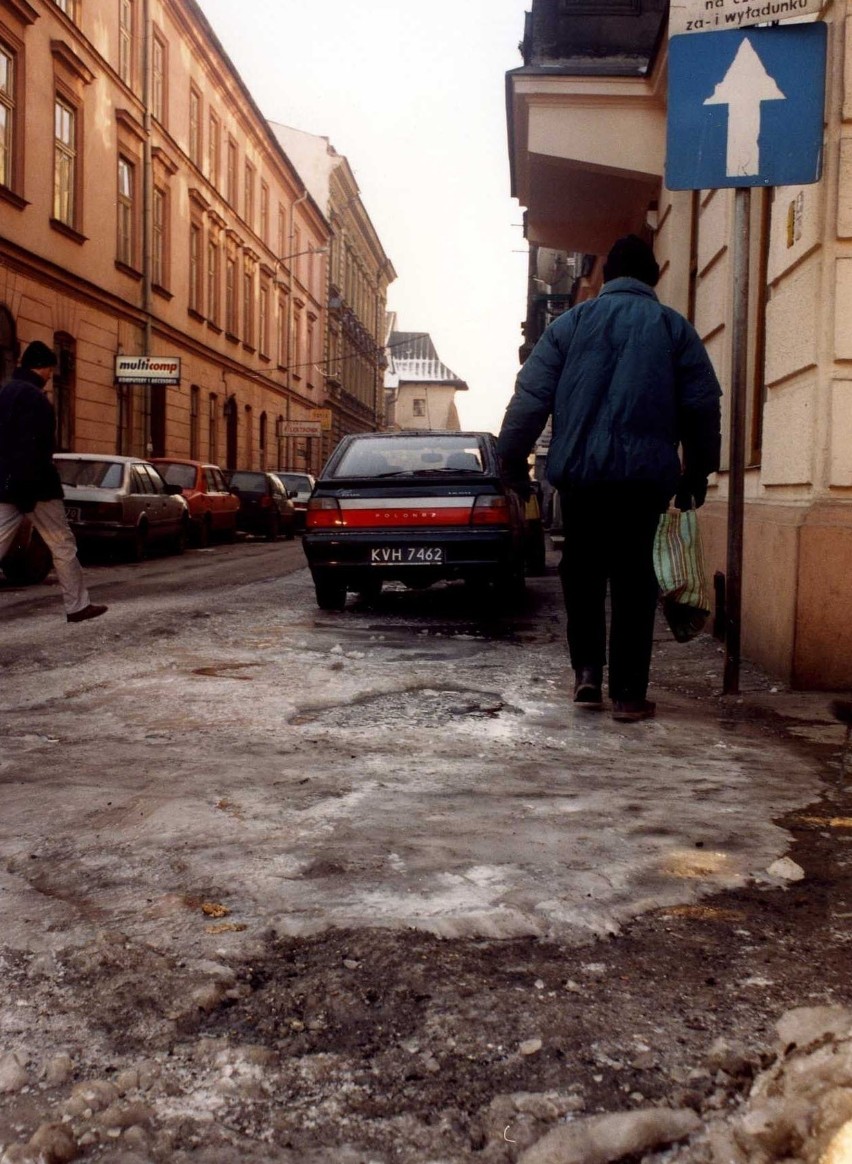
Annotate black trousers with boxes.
[558,484,663,702]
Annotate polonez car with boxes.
[302,431,531,610]
[55,454,189,560]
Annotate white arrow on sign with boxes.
[703,38,785,177]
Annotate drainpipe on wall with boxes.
[141,0,153,453]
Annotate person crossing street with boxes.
[0,340,107,624]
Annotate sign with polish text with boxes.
[669,0,822,36]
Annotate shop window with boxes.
[208,392,218,462]
[53,332,75,451]
[189,384,200,459]
[0,305,17,383]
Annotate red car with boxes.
[151,459,239,547]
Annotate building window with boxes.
[244,161,254,229]
[54,0,76,18]
[117,156,134,266]
[118,0,133,86]
[53,98,77,226]
[412,398,426,418]
[277,205,286,258]
[53,332,75,451]
[208,393,218,461]
[208,111,220,186]
[226,136,237,206]
[152,186,167,287]
[277,294,286,367]
[276,415,284,465]
[0,45,14,190]
[260,181,269,244]
[207,235,220,325]
[189,222,202,313]
[225,254,237,335]
[151,32,166,123]
[189,384,200,459]
[259,283,269,358]
[188,85,201,166]
[243,264,254,345]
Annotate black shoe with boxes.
[67,603,108,624]
[612,699,656,723]
[573,666,603,710]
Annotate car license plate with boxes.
[370,546,444,565]
[64,506,81,522]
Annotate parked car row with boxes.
[3,433,545,611]
[1,455,313,584]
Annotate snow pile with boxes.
[659,1005,852,1163]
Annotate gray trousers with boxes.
[0,499,90,615]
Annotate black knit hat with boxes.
[21,340,58,370]
[602,235,660,287]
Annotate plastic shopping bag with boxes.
[653,509,711,642]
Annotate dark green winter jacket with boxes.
[497,278,722,502]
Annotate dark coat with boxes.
[497,278,722,503]
[0,368,64,511]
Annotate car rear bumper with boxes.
[303,527,518,583]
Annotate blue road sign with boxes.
[666,23,826,190]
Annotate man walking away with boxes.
[0,340,107,624]
[497,235,721,722]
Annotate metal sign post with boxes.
[666,22,826,695]
[723,187,750,695]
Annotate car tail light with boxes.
[92,502,123,520]
[307,497,344,528]
[259,495,272,508]
[470,495,510,526]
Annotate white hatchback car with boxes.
[55,453,189,561]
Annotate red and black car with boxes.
[302,431,534,611]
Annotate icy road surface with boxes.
[0,549,823,957]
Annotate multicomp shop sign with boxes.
[669,0,822,35]
[115,355,182,385]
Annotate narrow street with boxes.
[1,544,851,1163]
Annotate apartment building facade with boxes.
[270,124,396,463]
[507,0,852,690]
[0,0,328,474]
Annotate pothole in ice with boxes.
[289,685,520,728]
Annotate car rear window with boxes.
[230,472,266,491]
[331,437,485,478]
[277,474,312,493]
[56,460,124,489]
[157,463,196,489]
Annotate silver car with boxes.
[54,454,189,561]
[271,471,316,531]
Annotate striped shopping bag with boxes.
[653,509,711,642]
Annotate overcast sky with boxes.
[197,0,531,434]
